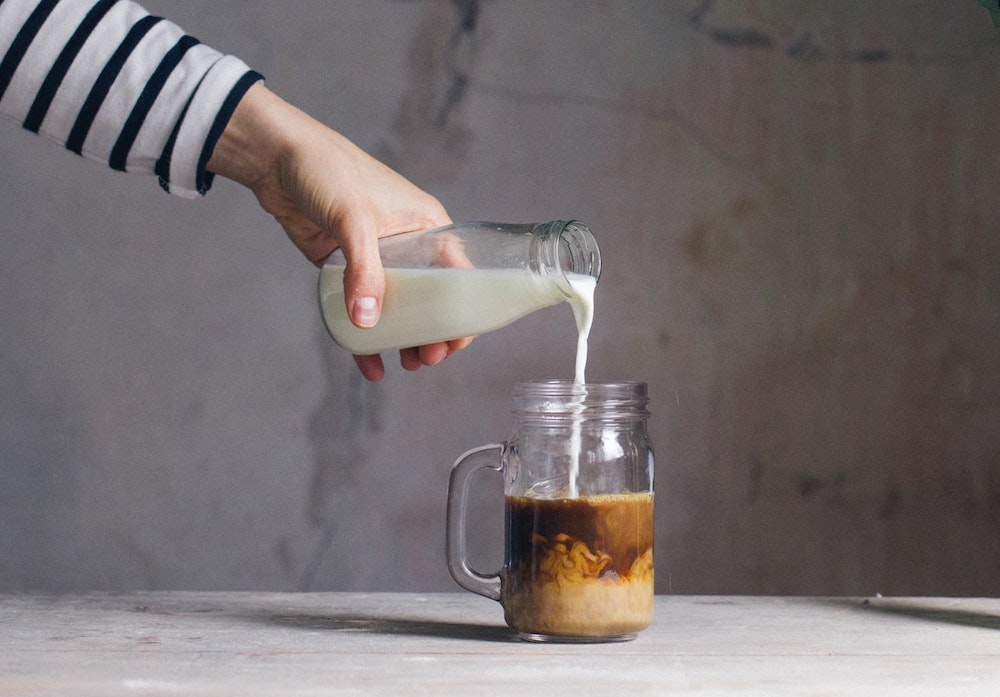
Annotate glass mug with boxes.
[447,380,655,642]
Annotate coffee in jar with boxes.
[502,491,654,639]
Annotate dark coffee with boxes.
[502,492,654,639]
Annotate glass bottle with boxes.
[318,220,600,354]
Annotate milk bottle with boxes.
[318,221,601,356]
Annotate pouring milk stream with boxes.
[566,274,596,497]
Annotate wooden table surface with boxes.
[2,592,998,695]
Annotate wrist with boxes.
[206,82,294,191]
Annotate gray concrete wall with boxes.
[1,1,998,595]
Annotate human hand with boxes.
[207,83,473,380]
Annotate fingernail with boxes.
[353,296,379,328]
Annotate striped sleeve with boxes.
[0,0,263,197]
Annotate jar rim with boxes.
[514,378,645,391]
[512,380,649,419]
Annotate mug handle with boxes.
[446,443,504,601]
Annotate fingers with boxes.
[339,228,386,330]
[430,231,475,269]
[399,344,448,371]
[354,337,475,381]
[354,353,386,382]
[418,342,450,366]
[350,295,380,328]
[399,347,423,372]
[446,336,476,352]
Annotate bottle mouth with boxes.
[531,220,602,287]
[513,380,648,420]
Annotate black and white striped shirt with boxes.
[0,0,263,197]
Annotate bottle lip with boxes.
[532,220,602,287]
[512,380,649,419]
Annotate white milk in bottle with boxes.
[319,267,596,356]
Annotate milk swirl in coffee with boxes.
[503,492,654,638]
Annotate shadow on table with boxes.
[260,612,519,643]
[818,598,1000,631]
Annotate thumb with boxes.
[341,234,385,330]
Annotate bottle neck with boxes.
[529,220,602,297]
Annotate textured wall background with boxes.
[1,1,998,595]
